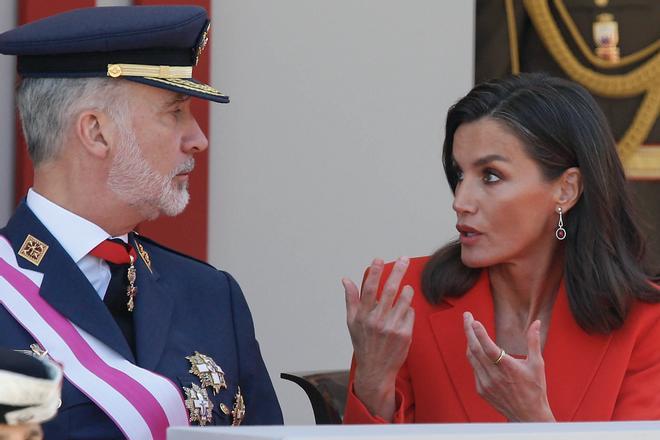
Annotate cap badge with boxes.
[187,351,227,395]
[194,21,211,66]
[18,235,49,266]
[231,386,246,426]
[183,383,214,426]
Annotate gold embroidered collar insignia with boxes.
[18,235,49,266]
[135,242,152,273]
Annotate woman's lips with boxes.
[457,224,482,245]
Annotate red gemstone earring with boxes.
[555,207,566,240]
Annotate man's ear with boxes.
[553,167,583,213]
[75,110,113,159]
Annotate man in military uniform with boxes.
[0,5,283,438]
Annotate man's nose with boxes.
[182,116,209,154]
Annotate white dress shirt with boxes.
[26,188,128,300]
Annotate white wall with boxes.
[0,2,16,226]
[209,0,474,424]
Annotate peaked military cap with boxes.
[0,349,63,425]
[0,5,228,103]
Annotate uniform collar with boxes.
[26,188,127,262]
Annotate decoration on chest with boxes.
[18,235,49,266]
[231,386,245,426]
[183,383,214,426]
[187,351,227,394]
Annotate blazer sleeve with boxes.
[224,271,284,425]
[344,356,415,424]
[611,305,660,420]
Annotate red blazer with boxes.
[344,256,660,423]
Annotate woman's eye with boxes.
[483,170,501,183]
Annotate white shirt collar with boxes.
[26,188,128,263]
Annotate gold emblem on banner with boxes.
[592,13,620,62]
[186,351,227,395]
[231,386,246,426]
[184,383,214,426]
[18,235,49,266]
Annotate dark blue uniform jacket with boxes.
[0,202,283,439]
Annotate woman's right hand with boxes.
[343,257,415,421]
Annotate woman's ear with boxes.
[75,110,112,159]
[554,167,583,213]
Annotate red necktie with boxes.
[89,239,138,312]
[89,239,137,265]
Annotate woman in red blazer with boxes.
[343,74,660,424]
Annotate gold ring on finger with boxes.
[493,348,506,365]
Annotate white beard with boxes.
[107,122,194,220]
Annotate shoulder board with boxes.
[132,233,216,270]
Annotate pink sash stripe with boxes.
[0,257,170,439]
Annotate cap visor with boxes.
[126,76,229,103]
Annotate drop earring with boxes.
[555,207,566,240]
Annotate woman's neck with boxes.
[489,247,565,352]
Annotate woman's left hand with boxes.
[463,312,555,422]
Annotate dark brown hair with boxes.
[422,73,658,333]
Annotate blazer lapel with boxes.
[429,271,505,422]
[131,235,174,370]
[2,202,134,361]
[543,281,612,421]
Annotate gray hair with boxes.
[16,77,131,166]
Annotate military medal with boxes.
[183,383,214,426]
[231,386,245,426]
[187,351,227,395]
[18,235,49,266]
[126,255,137,312]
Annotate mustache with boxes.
[173,157,195,176]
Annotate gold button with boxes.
[107,64,122,78]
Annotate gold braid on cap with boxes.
[107,63,193,79]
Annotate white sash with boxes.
[0,236,189,440]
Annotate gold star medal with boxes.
[183,383,214,426]
[18,235,48,266]
[187,351,227,395]
[231,386,246,426]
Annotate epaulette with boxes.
[132,232,217,271]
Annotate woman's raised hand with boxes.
[343,257,415,421]
[463,312,555,422]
